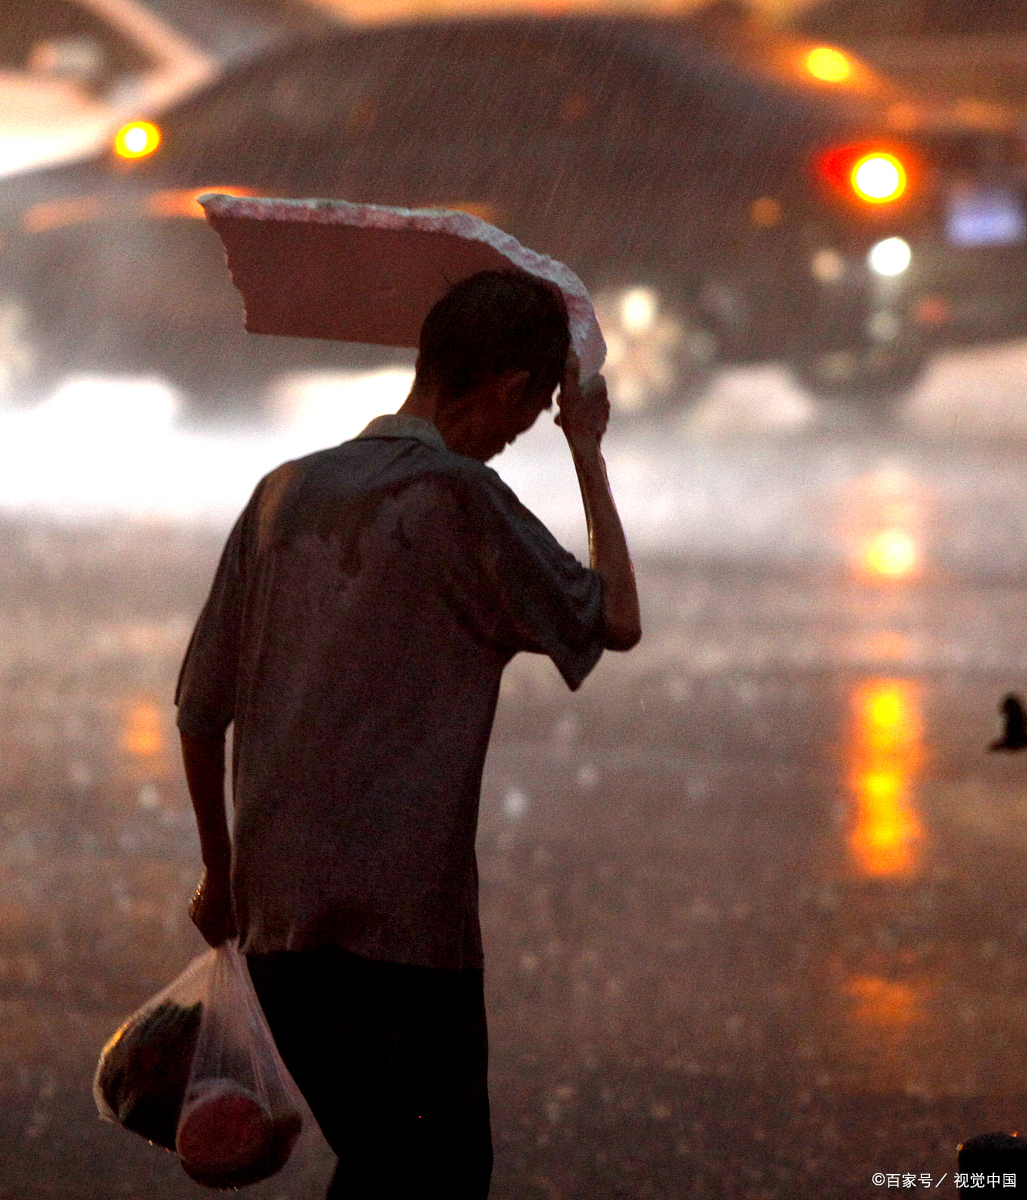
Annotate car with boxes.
[2,3,1026,420]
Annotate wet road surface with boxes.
[5,354,1027,1197]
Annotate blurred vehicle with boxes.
[2,2,1027,419]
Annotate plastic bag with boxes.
[94,948,209,1151]
[94,939,305,1190]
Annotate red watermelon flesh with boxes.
[177,1079,273,1184]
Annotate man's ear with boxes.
[496,369,532,404]
[459,369,532,417]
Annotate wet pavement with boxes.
[5,359,1027,1196]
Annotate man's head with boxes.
[413,269,571,461]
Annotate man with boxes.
[176,269,640,1198]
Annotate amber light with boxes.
[806,46,853,83]
[114,120,162,160]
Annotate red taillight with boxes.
[816,144,912,206]
[852,153,907,203]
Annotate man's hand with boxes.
[556,349,641,651]
[189,866,237,947]
[555,350,609,443]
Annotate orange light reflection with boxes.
[847,679,924,878]
[21,196,102,235]
[844,973,918,1028]
[147,185,256,219]
[121,699,166,760]
[840,469,926,585]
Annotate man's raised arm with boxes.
[557,352,641,652]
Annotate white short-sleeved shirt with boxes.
[175,414,605,969]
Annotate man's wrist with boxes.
[563,425,602,453]
[202,844,232,875]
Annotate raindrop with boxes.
[687,897,719,922]
[137,783,161,810]
[576,762,599,789]
[551,714,579,746]
[503,787,528,818]
[68,761,92,789]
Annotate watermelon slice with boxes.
[176,1076,302,1189]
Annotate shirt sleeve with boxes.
[460,469,606,691]
[174,498,252,739]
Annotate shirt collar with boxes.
[354,413,448,452]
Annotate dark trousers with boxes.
[245,946,493,1200]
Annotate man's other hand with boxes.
[555,348,641,651]
[555,350,610,442]
[189,867,237,947]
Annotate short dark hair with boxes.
[417,269,570,404]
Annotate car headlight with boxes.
[867,237,912,277]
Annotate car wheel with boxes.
[592,285,719,416]
[788,346,927,415]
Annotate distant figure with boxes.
[990,693,1027,752]
[176,269,641,1200]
